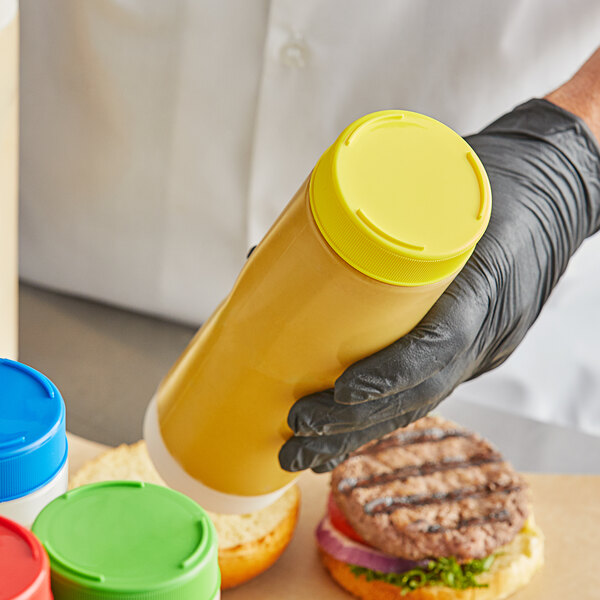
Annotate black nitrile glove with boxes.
[279,99,600,473]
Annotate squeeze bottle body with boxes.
[144,111,491,513]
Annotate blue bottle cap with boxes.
[0,359,67,502]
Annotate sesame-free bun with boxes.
[217,490,299,588]
[70,440,300,589]
[320,516,544,600]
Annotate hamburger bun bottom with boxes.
[320,516,544,600]
[219,491,299,588]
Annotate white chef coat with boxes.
[18,0,600,435]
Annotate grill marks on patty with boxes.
[331,416,529,560]
[363,481,522,516]
[337,451,504,494]
[426,509,512,534]
[358,427,471,454]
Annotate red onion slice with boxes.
[316,516,429,574]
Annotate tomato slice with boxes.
[327,493,369,545]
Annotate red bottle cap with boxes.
[0,515,52,600]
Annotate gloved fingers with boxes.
[310,453,350,473]
[333,283,486,406]
[279,418,405,472]
[288,389,336,435]
[279,400,437,473]
[289,385,433,436]
[289,355,466,437]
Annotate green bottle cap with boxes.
[32,481,220,600]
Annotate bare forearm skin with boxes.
[546,47,600,143]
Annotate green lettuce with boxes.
[349,555,495,595]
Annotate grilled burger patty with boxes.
[331,415,529,561]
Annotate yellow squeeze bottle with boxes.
[144,111,492,513]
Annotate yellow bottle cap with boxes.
[310,110,492,286]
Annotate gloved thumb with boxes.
[334,283,483,405]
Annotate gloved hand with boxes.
[279,98,600,473]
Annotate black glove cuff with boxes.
[474,98,600,239]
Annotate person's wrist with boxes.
[545,47,600,143]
